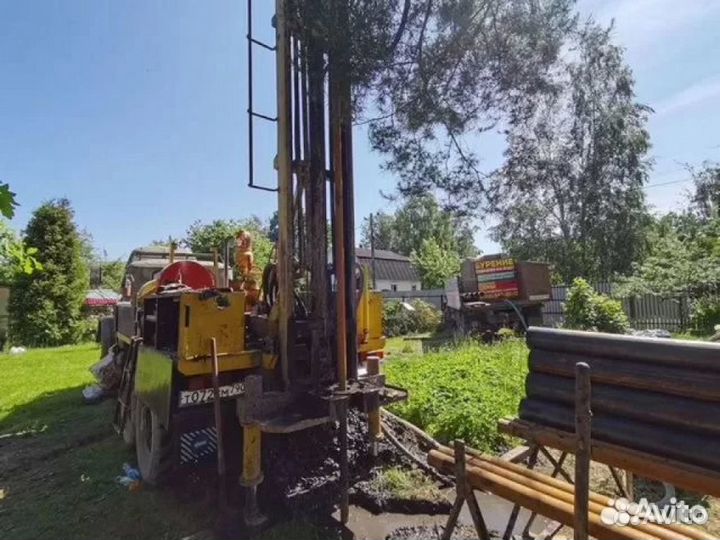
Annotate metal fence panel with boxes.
[382,284,692,332]
[542,283,690,332]
[381,289,446,309]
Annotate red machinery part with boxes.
[157,261,215,291]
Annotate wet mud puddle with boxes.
[336,491,556,540]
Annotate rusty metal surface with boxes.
[522,327,720,472]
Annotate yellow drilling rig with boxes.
[109,0,405,529]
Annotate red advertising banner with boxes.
[474,257,519,299]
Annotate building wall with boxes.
[381,288,445,308]
[375,279,422,292]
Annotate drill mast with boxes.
[247,0,360,522]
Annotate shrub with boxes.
[690,295,720,335]
[77,316,100,343]
[496,327,517,340]
[385,339,528,453]
[8,199,89,347]
[564,278,629,334]
[384,299,442,337]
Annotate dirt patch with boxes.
[258,409,448,520]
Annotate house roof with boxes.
[355,248,411,261]
[86,289,121,307]
[355,248,420,283]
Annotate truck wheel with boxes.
[121,392,136,447]
[135,400,173,486]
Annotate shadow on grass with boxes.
[0,385,113,475]
[0,387,355,540]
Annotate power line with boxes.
[643,177,693,190]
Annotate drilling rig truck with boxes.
[444,254,552,337]
[108,0,405,529]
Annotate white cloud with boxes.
[577,0,720,52]
[653,76,720,117]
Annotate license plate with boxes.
[178,382,245,408]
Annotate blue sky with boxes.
[2,0,720,259]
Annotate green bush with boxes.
[564,278,629,334]
[385,340,528,453]
[496,327,517,340]
[9,200,90,347]
[690,295,720,335]
[77,317,99,343]
[384,299,442,337]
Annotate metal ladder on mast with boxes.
[246,0,278,193]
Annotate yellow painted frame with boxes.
[358,274,386,356]
[176,291,260,375]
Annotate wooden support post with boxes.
[574,362,592,540]
[540,447,573,484]
[625,470,634,501]
[441,440,489,540]
[522,450,569,537]
[609,466,628,499]
[503,445,539,540]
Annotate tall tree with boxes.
[9,199,89,346]
[619,170,720,298]
[360,194,477,258]
[410,237,461,288]
[184,217,275,269]
[688,162,720,221]
[490,22,652,282]
[97,260,125,291]
[268,211,279,243]
[294,0,575,213]
[0,182,18,219]
[618,175,720,334]
[0,220,41,285]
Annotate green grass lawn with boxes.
[0,344,339,540]
[0,344,214,539]
[384,335,425,357]
[385,338,529,454]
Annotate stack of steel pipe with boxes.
[521,328,720,470]
[428,445,715,540]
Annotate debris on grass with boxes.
[115,463,142,490]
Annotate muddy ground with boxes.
[186,409,551,540]
[255,410,452,522]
